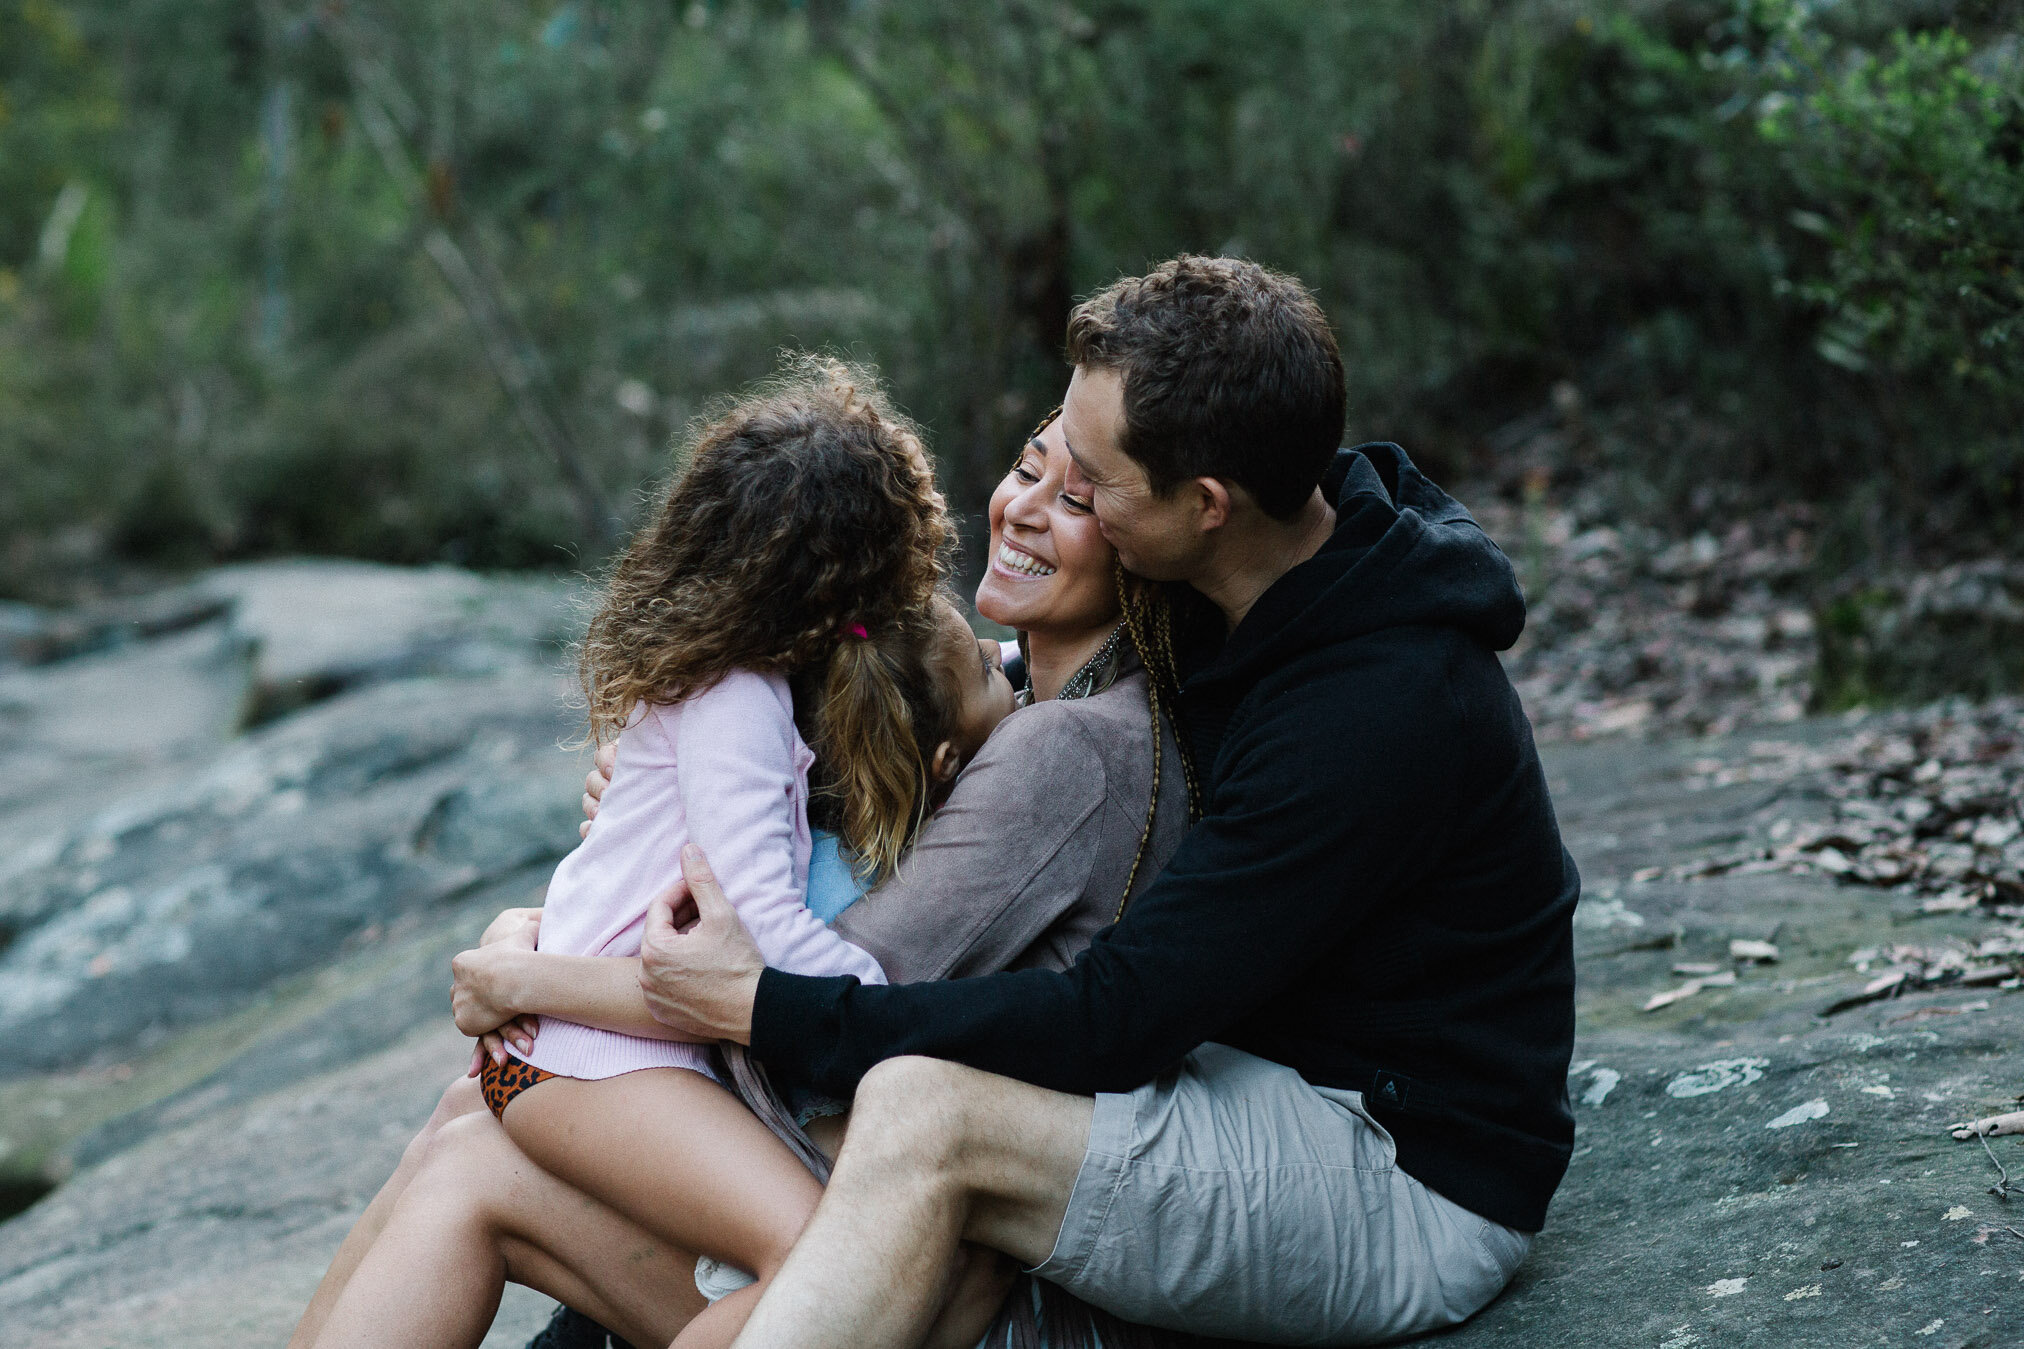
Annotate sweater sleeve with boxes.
[751,668,1454,1096]
[674,675,886,987]
[832,702,1106,984]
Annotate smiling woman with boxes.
[977,414,1126,703]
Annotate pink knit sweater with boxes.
[514,669,887,1080]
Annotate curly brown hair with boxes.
[579,356,952,872]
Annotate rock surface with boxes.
[1448,724,2024,1348]
[4,562,2023,1347]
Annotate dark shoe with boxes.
[526,1303,634,1349]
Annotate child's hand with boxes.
[466,1015,542,1075]
[478,906,542,949]
[452,944,526,1037]
[579,741,617,838]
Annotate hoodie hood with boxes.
[1199,442,1526,685]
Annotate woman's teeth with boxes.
[996,541,1056,578]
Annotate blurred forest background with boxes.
[4,0,2021,707]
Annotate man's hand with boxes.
[639,844,764,1044]
[579,740,617,838]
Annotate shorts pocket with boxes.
[1313,1085,1400,1171]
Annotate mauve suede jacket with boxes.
[834,665,1191,984]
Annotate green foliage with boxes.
[0,0,2018,591]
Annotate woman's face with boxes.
[974,418,1120,637]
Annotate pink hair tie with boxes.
[845,623,869,640]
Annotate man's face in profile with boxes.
[1059,365,1207,582]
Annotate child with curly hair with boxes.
[312,357,1015,1349]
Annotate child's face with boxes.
[932,598,1017,771]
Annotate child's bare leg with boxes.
[501,1068,824,1349]
[289,1074,487,1349]
[310,1106,706,1349]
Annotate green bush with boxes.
[1,0,2018,591]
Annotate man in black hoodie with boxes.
[639,256,1579,1347]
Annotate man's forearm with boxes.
[497,950,700,1042]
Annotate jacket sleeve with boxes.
[832,702,1107,984]
[752,668,1458,1096]
[675,675,886,987]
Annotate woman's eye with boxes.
[1011,464,1040,484]
[1060,493,1094,514]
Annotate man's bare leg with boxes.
[289,1074,488,1349]
[731,1056,1093,1349]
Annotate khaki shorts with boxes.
[1030,1043,1530,1346]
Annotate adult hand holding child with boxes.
[640,843,767,1046]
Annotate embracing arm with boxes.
[674,675,886,985]
[751,673,1458,1097]
[451,944,699,1042]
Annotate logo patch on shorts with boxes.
[1372,1070,1412,1109]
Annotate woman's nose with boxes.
[1002,477,1049,532]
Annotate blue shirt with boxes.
[805,829,868,924]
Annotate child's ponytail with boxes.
[808,617,947,883]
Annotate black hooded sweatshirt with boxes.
[753,444,1579,1233]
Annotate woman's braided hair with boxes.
[1114,564,1203,919]
[579,355,952,878]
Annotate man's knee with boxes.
[848,1058,1092,1264]
[848,1056,984,1173]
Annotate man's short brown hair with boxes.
[1064,256,1345,520]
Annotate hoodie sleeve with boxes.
[751,654,1463,1096]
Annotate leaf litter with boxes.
[1622,698,2024,1014]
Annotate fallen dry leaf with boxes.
[1950,1111,2024,1140]
[1643,969,1737,1011]
[1885,1000,1988,1026]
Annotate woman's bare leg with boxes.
[499,1069,825,1349]
[310,1106,706,1349]
[289,1074,488,1349]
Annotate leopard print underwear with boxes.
[480,1054,558,1118]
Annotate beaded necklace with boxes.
[1048,623,1127,704]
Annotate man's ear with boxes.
[1191,477,1235,533]
[928,740,963,791]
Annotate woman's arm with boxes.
[833,701,1110,983]
[452,944,702,1042]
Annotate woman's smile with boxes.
[993,539,1057,579]
[974,416,1118,642]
